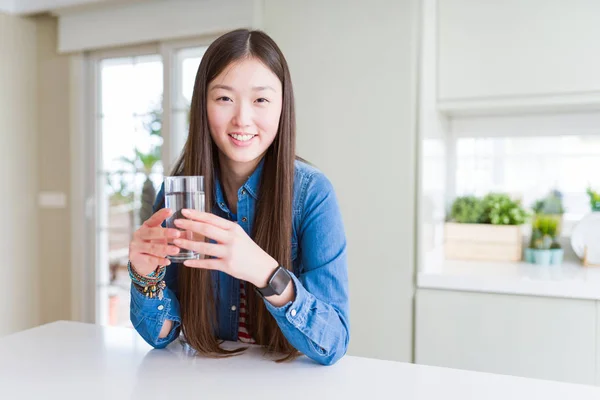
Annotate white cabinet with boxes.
[438,0,600,103]
[596,303,600,385]
[415,289,597,385]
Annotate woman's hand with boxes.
[172,209,279,288]
[129,209,182,277]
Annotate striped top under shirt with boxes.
[238,281,255,344]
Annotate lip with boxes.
[228,133,257,147]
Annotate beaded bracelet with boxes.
[140,280,166,300]
[128,261,167,299]
[128,261,166,285]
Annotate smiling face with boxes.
[206,57,283,168]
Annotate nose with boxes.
[232,101,252,129]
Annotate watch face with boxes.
[270,267,291,295]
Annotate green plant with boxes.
[532,189,564,215]
[106,170,134,206]
[121,147,161,176]
[117,100,163,224]
[587,187,600,212]
[480,193,529,225]
[449,196,484,224]
[530,214,559,250]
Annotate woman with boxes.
[128,29,349,366]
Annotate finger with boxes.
[183,258,222,270]
[173,238,226,258]
[143,208,173,228]
[131,254,171,269]
[137,226,181,241]
[182,209,235,230]
[173,219,230,243]
[135,242,180,258]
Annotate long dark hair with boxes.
[166,29,298,360]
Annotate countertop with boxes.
[418,250,600,300]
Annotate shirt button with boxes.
[231,305,237,311]
[220,202,226,207]
[241,217,248,222]
[157,305,164,311]
[290,309,297,317]
[241,189,246,195]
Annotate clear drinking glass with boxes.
[164,176,205,262]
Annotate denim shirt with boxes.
[130,159,350,365]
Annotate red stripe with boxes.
[238,281,255,343]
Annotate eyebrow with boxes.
[210,84,276,92]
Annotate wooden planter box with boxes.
[444,223,523,262]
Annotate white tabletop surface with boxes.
[2,321,600,399]
[418,250,600,300]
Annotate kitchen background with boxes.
[1,0,600,387]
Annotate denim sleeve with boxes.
[263,172,350,365]
[130,183,182,348]
[130,284,181,348]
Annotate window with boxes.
[97,54,164,327]
[89,41,211,327]
[455,135,600,234]
[418,112,600,273]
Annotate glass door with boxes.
[87,41,211,328]
[95,53,164,327]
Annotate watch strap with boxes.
[255,266,291,298]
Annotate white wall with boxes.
[264,0,420,362]
[37,16,72,325]
[0,12,39,336]
[438,0,600,101]
[0,1,14,13]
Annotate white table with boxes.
[1,321,600,399]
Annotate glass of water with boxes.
[164,176,205,262]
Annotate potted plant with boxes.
[444,193,529,262]
[525,215,563,265]
[587,187,600,212]
[449,195,484,224]
[531,189,565,234]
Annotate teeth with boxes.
[231,133,254,141]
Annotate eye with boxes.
[217,96,233,102]
[255,98,270,103]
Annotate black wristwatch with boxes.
[255,266,292,298]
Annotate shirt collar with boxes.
[242,157,264,200]
[214,157,264,212]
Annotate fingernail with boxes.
[173,239,181,245]
[165,260,171,266]
[183,260,190,266]
[182,209,190,215]
[174,219,183,225]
